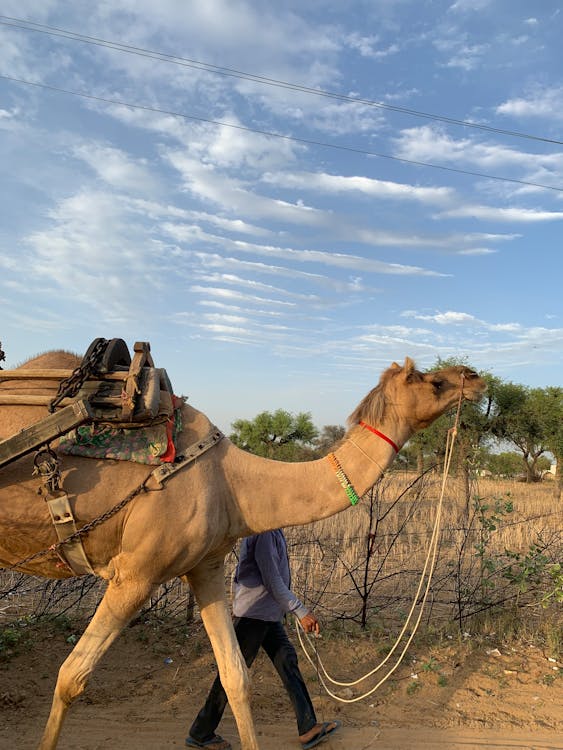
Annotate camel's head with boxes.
[348,357,487,434]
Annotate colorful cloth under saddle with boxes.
[58,403,183,465]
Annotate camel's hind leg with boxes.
[38,575,153,750]
[188,559,259,750]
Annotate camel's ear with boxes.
[403,356,422,382]
[403,357,416,375]
[390,361,401,371]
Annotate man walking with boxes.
[186,529,340,749]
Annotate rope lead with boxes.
[297,386,465,702]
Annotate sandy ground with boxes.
[1,619,561,750]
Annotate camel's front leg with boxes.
[188,559,259,750]
[38,574,153,750]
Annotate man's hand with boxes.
[299,612,320,635]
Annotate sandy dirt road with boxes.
[1,621,561,750]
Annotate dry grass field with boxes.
[284,472,562,636]
[1,471,561,634]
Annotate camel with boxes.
[0,350,487,750]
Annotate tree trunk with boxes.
[555,455,562,501]
[528,450,545,482]
[521,451,536,482]
[416,445,424,474]
[186,586,196,623]
[456,438,472,515]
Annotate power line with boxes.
[1,14,562,147]
[2,73,563,193]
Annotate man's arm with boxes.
[254,535,309,620]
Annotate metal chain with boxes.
[49,338,109,412]
[2,426,225,573]
[1,474,152,572]
[69,479,151,538]
[33,447,62,494]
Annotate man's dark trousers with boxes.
[189,616,317,742]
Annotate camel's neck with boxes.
[226,419,411,534]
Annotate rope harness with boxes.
[299,377,465,703]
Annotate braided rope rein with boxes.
[296,380,465,703]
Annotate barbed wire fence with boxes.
[1,471,561,634]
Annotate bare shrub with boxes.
[2,474,560,638]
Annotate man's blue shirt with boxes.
[232,530,308,622]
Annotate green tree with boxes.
[230,409,318,461]
[394,441,421,472]
[313,424,345,456]
[490,383,555,483]
[537,386,563,499]
[482,451,524,478]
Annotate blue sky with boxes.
[1,0,562,432]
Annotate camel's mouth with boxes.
[464,383,488,402]
[459,370,487,402]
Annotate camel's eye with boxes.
[432,379,444,391]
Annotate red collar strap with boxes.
[359,421,399,453]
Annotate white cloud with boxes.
[394,125,563,187]
[125,198,270,236]
[167,207,512,263]
[22,190,169,319]
[349,226,502,253]
[195,116,303,170]
[231,85,386,136]
[0,0,58,16]
[196,301,287,318]
[189,285,297,309]
[488,322,522,333]
[202,312,249,325]
[344,32,399,59]
[436,205,563,222]
[403,310,478,325]
[263,170,454,204]
[392,309,563,375]
[448,0,492,11]
[85,0,349,131]
[0,27,44,81]
[163,200,511,256]
[457,247,497,255]
[432,24,489,70]
[187,251,369,293]
[72,142,158,193]
[3,308,70,333]
[306,98,387,136]
[194,272,322,302]
[510,35,529,47]
[445,43,489,71]
[102,0,339,61]
[0,106,23,133]
[231,240,447,277]
[400,310,556,340]
[497,86,563,122]
[164,151,326,226]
